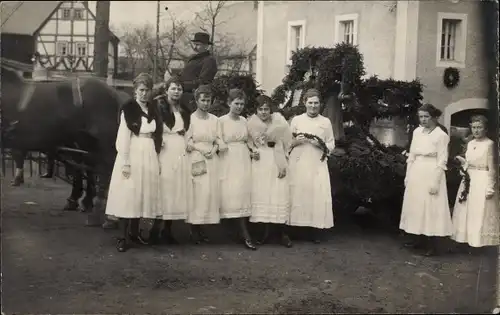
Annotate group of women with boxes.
[105,72,498,255]
[400,103,499,256]
[105,73,335,253]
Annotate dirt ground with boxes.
[1,173,497,314]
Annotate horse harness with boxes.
[18,77,84,111]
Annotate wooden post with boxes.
[93,1,110,78]
[154,0,160,83]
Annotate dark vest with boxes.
[155,95,192,133]
[121,99,163,154]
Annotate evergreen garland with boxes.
[443,67,460,89]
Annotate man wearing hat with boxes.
[177,32,218,111]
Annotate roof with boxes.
[1,1,60,35]
[0,1,119,42]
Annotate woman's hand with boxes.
[203,150,214,160]
[277,167,286,179]
[486,191,494,199]
[186,143,194,153]
[204,147,216,159]
[429,184,439,195]
[122,165,131,179]
[455,156,466,166]
[251,150,260,161]
[309,137,322,148]
[218,144,228,153]
[292,135,306,147]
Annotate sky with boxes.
[87,1,207,33]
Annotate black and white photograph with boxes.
[1,0,499,313]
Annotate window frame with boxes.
[436,12,468,68]
[73,8,84,20]
[75,42,87,57]
[56,41,70,56]
[334,13,359,46]
[286,20,307,65]
[61,8,71,20]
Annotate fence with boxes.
[1,149,72,184]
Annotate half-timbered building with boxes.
[1,1,119,78]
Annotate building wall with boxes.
[260,1,398,94]
[415,0,488,113]
[36,1,117,73]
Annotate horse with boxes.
[1,62,132,227]
[8,148,97,214]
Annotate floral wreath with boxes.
[450,157,471,203]
[443,67,460,89]
[291,132,329,161]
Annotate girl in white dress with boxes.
[287,89,335,243]
[218,89,257,250]
[148,77,193,245]
[185,85,223,244]
[105,73,163,252]
[248,95,293,247]
[452,115,499,247]
[400,103,452,256]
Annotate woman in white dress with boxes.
[148,77,193,245]
[218,89,257,250]
[185,85,223,244]
[451,115,499,247]
[248,95,293,247]
[105,73,163,252]
[400,103,452,256]
[287,89,335,243]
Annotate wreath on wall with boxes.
[443,67,460,89]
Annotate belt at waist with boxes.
[164,130,186,136]
[226,140,246,145]
[415,153,437,158]
[469,165,489,171]
[136,133,153,139]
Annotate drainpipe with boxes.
[256,1,264,87]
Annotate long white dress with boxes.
[105,112,160,219]
[287,113,335,229]
[400,126,452,236]
[451,138,499,247]
[248,113,292,224]
[185,113,221,224]
[158,111,193,220]
[218,114,252,219]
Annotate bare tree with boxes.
[191,1,250,74]
[194,1,227,54]
[94,1,110,78]
[117,17,188,79]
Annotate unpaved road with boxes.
[1,174,496,314]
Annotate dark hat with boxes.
[191,32,213,45]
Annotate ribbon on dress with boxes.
[247,112,292,171]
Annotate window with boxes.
[61,8,71,20]
[75,42,87,56]
[74,9,84,20]
[286,20,306,64]
[57,42,69,56]
[334,13,359,46]
[436,13,467,68]
[340,20,355,45]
